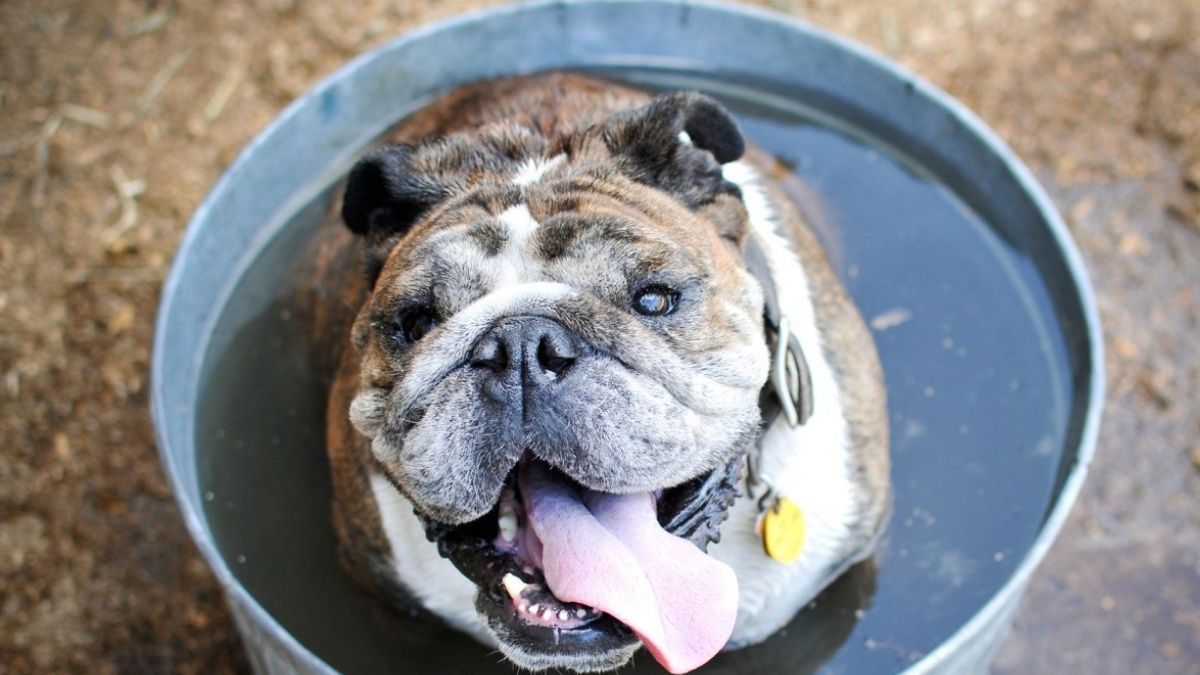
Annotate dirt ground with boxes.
[1,0,1197,673]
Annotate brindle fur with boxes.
[342,74,768,527]
[309,72,888,665]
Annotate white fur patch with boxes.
[512,153,565,187]
[712,161,858,647]
[492,203,539,289]
[368,472,494,643]
[497,202,539,239]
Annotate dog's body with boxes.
[322,73,888,673]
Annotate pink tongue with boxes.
[518,461,738,674]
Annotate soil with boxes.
[1,0,1197,673]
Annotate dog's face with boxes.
[343,92,770,671]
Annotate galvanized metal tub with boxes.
[151,1,1103,673]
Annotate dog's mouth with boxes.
[420,453,743,673]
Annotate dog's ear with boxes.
[602,92,745,208]
[342,144,449,240]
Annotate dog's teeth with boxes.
[500,490,518,517]
[542,608,554,620]
[498,513,518,542]
[557,610,570,621]
[575,608,587,618]
[528,603,540,615]
[523,566,535,575]
[501,573,528,599]
[519,604,529,613]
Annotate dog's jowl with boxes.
[323,72,890,674]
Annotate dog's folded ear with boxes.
[342,144,449,240]
[602,91,745,208]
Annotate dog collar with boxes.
[742,235,813,429]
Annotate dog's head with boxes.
[342,91,770,672]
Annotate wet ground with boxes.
[1,1,1197,673]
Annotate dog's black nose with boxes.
[470,318,581,392]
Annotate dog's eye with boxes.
[398,306,439,342]
[632,286,678,316]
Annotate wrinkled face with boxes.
[343,91,770,671]
[352,167,770,520]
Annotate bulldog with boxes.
[322,72,889,673]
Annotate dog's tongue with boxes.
[518,461,738,674]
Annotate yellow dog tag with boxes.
[761,497,805,563]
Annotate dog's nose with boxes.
[470,318,581,390]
